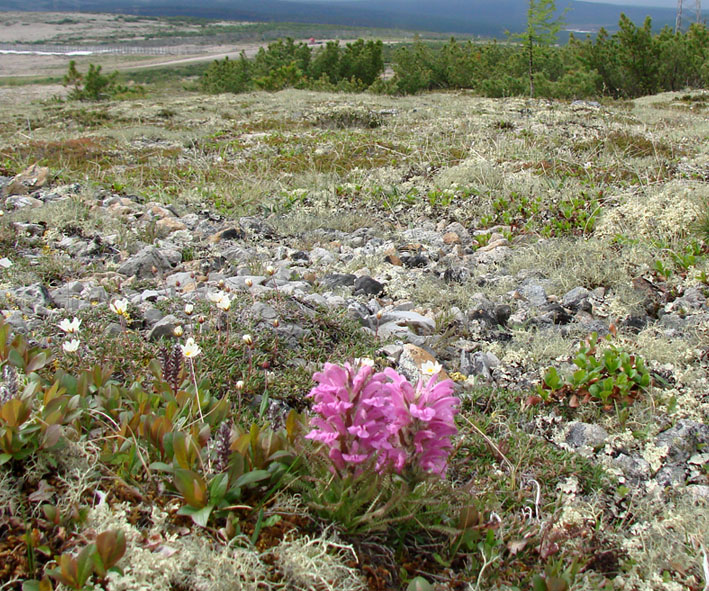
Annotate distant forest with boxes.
[199,18,709,99]
[0,0,701,37]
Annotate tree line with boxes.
[200,17,709,99]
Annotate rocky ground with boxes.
[0,87,708,590]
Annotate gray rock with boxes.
[461,351,500,380]
[5,195,43,209]
[655,420,709,462]
[118,246,180,278]
[614,454,651,481]
[142,307,165,326]
[225,275,266,291]
[2,311,27,333]
[9,284,54,311]
[377,310,436,336]
[517,279,548,307]
[654,464,687,487]
[347,301,372,324]
[379,344,403,364]
[86,286,109,304]
[686,485,709,502]
[251,302,278,321]
[353,276,384,296]
[494,304,512,326]
[565,422,609,450]
[147,315,180,341]
[321,273,357,289]
[562,287,591,310]
[278,281,312,296]
[673,287,706,310]
[166,272,200,290]
[309,247,336,265]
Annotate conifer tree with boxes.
[509,0,565,97]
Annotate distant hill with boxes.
[0,0,697,36]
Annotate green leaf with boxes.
[0,453,11,465]
[407,576,435,591]
[26,351,49,374]
[95,530,126,574]
[532,575,548,591]
[174,468,207,508]
[75,544,96,587]
[209,472,229,504]
[149,461,175,473]
[543,367,562,390]
[233,469,271,489]
[177,504,213,528]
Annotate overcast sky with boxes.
[578,0,681,6]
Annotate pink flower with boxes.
[306,361,459,478]
[381,368,459,477]
[305,362,393,474]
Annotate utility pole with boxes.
[696,0,702,23]
[676,0,683,31]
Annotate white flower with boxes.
[421,360,443,375]
[242,334,253,346]
[236,380,245,390]
[184,303,194,315]
[62,339,80,353]
[109,298,129,317]
[173,325,184,337]
[207,291,223,304]
[216,294,231,311]
[265,265,275,276]
[355,357,375,367]
[245,278,253,288]
[58,317,81,334]
[181,337,201,359]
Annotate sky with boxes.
[580,0,683,6]
[315,0,684,7]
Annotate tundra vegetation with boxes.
[0,13,708,591]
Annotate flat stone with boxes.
[354,276,384,296]
[655,419,709,462]
[166,271,200,290]
[562,286,591,310]
[5,195,43,209]
[309,247,336,265]
[398,343,448,384]
[118,246,180,278]
[686,485,709,502]
[378,310,435,335]
[614,454,651,481]
[156,217,187,234]
[3,163,50,196]
[516,279,548,307]
[565,422,609,450]
[460,351,500,380]
[321,273,356,289]
[655,464,687,487]
[147,315,180,341]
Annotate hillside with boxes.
[0,0,695,36]
[0,82,708,590]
